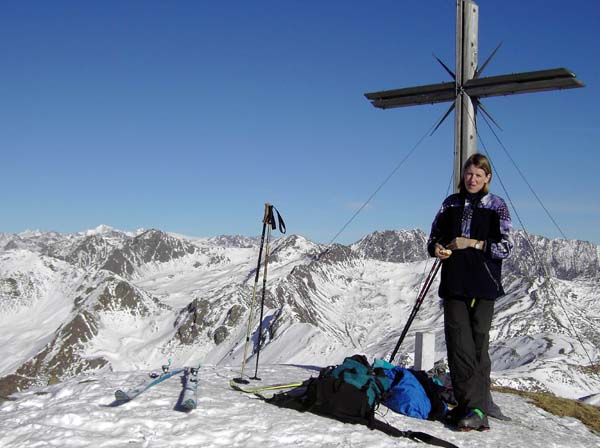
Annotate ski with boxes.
[229,380,303,394]
[181,364,201,410]
[115,365,185,402]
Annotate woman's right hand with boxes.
[434,243,452,260]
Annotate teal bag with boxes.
[328,355,392,408]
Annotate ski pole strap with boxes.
[264,205,286,234]
[261,203,286,234]
[272,207,286,234]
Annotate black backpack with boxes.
[265,354,459,448]
[302,354,391,424]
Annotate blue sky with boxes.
[1,0,599,244]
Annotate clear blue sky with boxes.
[1,0,599,244]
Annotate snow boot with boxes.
[444,406,464,426]
[457,408,490,431]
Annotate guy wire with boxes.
[321,106,453,256]
[470,107,599,376]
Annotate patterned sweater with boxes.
[427,192,513,300]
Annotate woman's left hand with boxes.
[447,237,472,250]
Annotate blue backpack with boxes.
[373,358,448,420]
[383,366,432,419]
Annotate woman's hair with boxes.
[458,153,492,194]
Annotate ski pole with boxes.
[389,258,442,364]
[389,258,441,363]
[233,203,271,384]
[251,206,275,381]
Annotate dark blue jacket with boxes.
[427,192,513,300]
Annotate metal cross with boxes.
[364,0,584,192]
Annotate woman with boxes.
[427,153,513,431]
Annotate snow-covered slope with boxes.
[0,365,597,448]
[0,226,598,403]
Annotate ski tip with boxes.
[114,390,130,401]
[229,380,243,391]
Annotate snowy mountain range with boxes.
[0,225,599,402]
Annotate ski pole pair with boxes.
[388,258,442,364]
[233,203,286,384]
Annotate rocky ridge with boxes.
[0,226,598,400]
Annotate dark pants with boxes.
[444,296,494,413]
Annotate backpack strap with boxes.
[370,418,459,448]
[371,376,387,396]
[263,382,457,448]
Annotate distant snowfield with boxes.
[0,250,83,374]
[1,364,598,448]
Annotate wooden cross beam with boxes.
[364,0,585,192]
[365,69,584,109]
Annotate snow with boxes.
[1,228,599,447]
[83,225,117,236]
[0,251,82,376]
[581,394,600,406]
[2,229,598,399]
[1,364,598,448]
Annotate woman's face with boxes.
[463,164,491,194]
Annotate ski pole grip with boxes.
[262,203,272,224]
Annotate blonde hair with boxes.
[459,153,492,194]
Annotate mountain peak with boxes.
[351,229,428,262]
[208,235,258,248]
[0,225,598,405]
[83,225,118,236]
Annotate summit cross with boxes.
[364,0,584,192]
